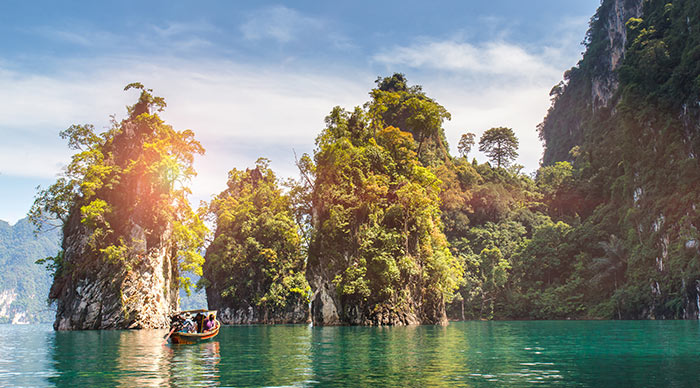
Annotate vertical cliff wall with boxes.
[540,0,700,319]
[539,0,643,165]
[37,85,205,330]
[51,185,179,330]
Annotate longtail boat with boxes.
[165,309,220,345]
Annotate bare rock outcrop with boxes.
[46,85,202,330]
[591,0,643,110]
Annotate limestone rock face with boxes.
[309,277,340,325]
[539,0,644,165]
[214,303,309,325]
[207,289,309,325]
[50,205,179,330]
[307,267,444,327]
[46,87,200,331]
[590,0,643,110]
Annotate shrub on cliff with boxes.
[30,84,207,327]
[302,77,464,324]
[203,158,309,322]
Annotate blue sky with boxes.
[0,1,601,224]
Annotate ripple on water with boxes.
[1,321,700,387]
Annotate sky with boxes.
[0,0,601,224]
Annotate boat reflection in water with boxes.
[166,340,221,387]
[48,328,221,387]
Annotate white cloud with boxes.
[240,5,324,43]
[0,58,370,208]
[374,40,562,81]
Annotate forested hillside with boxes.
[26,0,700,326]
[534,0,700,319]
[0,218,59,323]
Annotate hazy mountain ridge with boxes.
[0,218,59,323]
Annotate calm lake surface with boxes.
[2,321,699,387]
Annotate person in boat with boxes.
[181,313,197,333]
[194,312,205,332]
[203,313,217,332]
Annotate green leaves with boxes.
[204,159,309,311]
[478,127,519,168]
[308,76,463,322]
[31,83,207,298]
[458,133,476,159]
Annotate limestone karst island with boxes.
[2,0,700,385]
[16,0,700,330]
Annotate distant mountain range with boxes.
[0,218,59,323]
[0,217,207,324]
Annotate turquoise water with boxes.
[2,321,700,387]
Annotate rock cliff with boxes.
[539,0,643,165]
[51,208,178,329]
[40,85,205,330]
[590,0,643,109]
[540,0,700,319]
[208,294,309,325]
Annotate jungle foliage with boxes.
[202,158,310,314]
[528,0,700,319]
[30,84,207,297]
[301,76,464,322]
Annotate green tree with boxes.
[367,74,451,165]
[478,127,519,168]
[590,235,627,292]
[30,83,207,296]
[479,247,511,319]
[305,101,463,325]
[203,158,309,320]
[457,133,476,158]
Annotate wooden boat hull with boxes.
[170,324,220,344]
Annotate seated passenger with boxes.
[181,313,196,333]
[203,314,217,332]
[194,312,205,332]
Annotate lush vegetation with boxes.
[202,158,310,317]
[300,75,463,323]
[28,0,700,324]
[529,0,700,319]
[30,83,207,300]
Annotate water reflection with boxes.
[47,328,222,387]
[167,340,221,387]
[5,320,697,387]
[216,324,313,386]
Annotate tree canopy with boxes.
[304,79,464,324]
[478,127,519,168]
[203,158,309,316]
[457,133,476,159]
[30,84,207,295]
